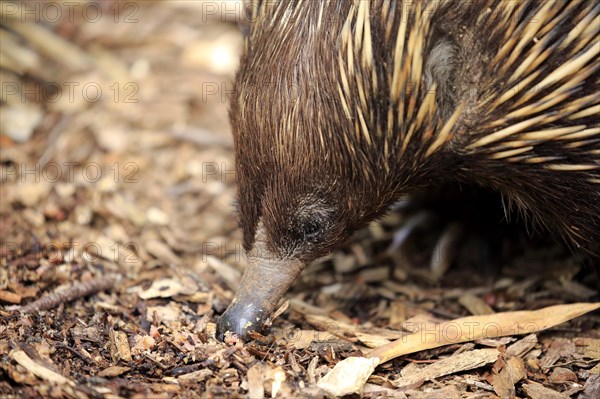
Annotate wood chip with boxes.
[394,349,500,388]
[549,367,577,383]
[355,332,392,348]
[522,380,570,399]
[97,366,131,378]
[203,256,241,290]
[540,338,576,369]
[146,304,182,324]
[582,375,600,398]
[491,356,526,398]
[305,314,357,339]
[132,335,157,354]
[178,369,212,384]
[506,334,538,358]
[9,349,74,386]
[0,290,21,304]
[138,278,195,299]
[407,385,461,399]
[111,330,132,362]
[362,383,408,398]
[146,240,181,265]
[247,362,287,399]
[302,356,318,385]
[1,104,44,143]
[288,298,330,316]
[286,330,337,350]
[179,292,211,303]
[458,293,494,315]
[3,19,92,70]
[359,266,390,283]
[317,357,379,397]
[389,299,408,326]
[574,337,600,360]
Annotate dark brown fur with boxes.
[219,0,599,339]
[232,0,599,260]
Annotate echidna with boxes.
[217,0,600,339]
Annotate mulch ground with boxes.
[1,2,598,398]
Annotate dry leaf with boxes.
[368,302,600,364]
[317,303,599,396]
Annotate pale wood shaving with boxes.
[9,350,74,386]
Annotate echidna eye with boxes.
[290,218,323,243]
[291,200,335,243]
[301,220,322,239]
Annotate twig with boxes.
[17,275,118,314]
[55,342,94,365]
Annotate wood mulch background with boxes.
[1,2,598,398]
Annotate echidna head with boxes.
[228,26,395,264]
[218,7,395,339]
[230,71,374,264]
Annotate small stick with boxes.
[17,275,117,314]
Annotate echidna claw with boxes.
[429,222,463,281]
[386,211,432,253]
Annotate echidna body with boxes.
[217,0,600,338]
